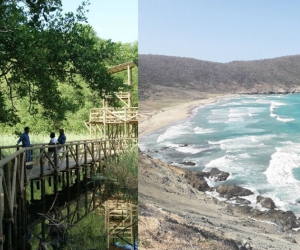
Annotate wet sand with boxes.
[139,94,235,137]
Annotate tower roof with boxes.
[108,62,135,74]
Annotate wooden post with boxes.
[0,169,4,250]
[128,65,132,107]
[30,180,34,201]
[75,145,80,220]
[66,146,70,222]
[3,161,12,250]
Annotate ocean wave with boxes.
[226,117,244,123]
[219,101,243,107]
[157,123,191,143]
[175,146,203,154]
[194,126,215,134]
[256,99,271,104]
[264,145,300,207]
[208,135,270,151]
[276,116,295,122]
[269,100,286,118]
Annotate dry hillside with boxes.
[139,54,300,106]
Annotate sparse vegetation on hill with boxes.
[139,54,300,101]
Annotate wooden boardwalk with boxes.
[0,138,136,250]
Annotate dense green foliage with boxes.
[0,0,138,135]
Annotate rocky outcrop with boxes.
[252,210,299,230]
[256,195,276,210]
[209,168,230,181]
[234,197,251,205]
[180,161,196,166]
[183,171,210,191]
[216,185,253,199]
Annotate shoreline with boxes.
[139,92,300,249]
[139,93,236,137]
[138,92,300,216]
[139,152,300,249]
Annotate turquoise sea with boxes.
[139,94,300,216]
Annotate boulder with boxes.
[256,195,264,203]
[180,161,196,166]
[216,185,253,199]
[183,171,210,191]
[233,205,252,215]
[252,210,298,229]
[234,197,251,205]
[258,197,276,210]
[209,168,230,181]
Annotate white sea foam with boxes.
[256,99,271,104]
[204,177,216,187]
[204,155,234,170]
[247,107,265,116]
[138,142,148,152]
[264,144,300,206]
[269,100,286,118]
[207,109,229,123]
[227,117,244,123]
[208,135,270,151]
[175,146,202,154]
[165,142,180,148]
[194,126,215,134]
[157,123,191,143]
[276,116,295,122]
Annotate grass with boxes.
[65,212,107,249]
[96,145,138,202]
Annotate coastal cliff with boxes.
[138,54,300,249]
[138,152,300,249]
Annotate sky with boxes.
[139,0,300,63]
[62,0,137,43]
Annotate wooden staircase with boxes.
[105,199,137,249]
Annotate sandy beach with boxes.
[139,94,235,137]
[138,94,300,249]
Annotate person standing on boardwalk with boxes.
[47,132,59,170]
[17,126,32,169]
[57,129,66,167]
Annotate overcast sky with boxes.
[62,0,137,43]
[139,0,300,63]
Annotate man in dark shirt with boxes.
[17,127,32,169]
[57,129,66,145]
[57,129,66,167]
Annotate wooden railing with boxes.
[89,107,138,123]
[0,138,136,250]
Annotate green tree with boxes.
[0,0,125,126]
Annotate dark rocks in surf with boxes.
[183,171,210,191]
[252,209,299,229]
[180,161,196,166]
[234,197,251,205]
[256,195,276,210]
[233,205,253,215]
[179,144,188,147]
[209,168,230,181]
[216,185,253,199]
